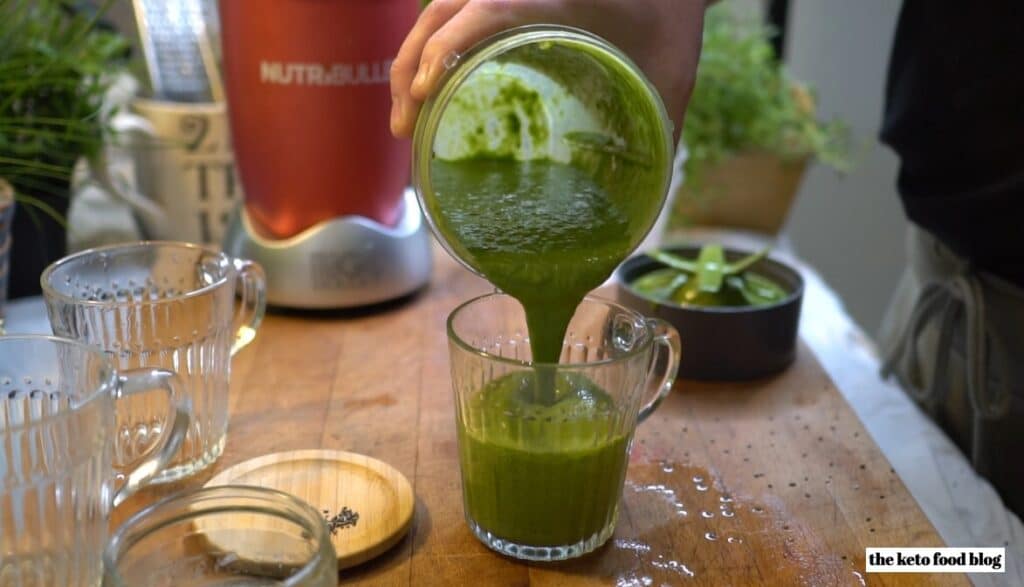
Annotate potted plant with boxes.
[0,0,126,308]
[670,4,850,234]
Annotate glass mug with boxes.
[0,335,190,587]
[104,486,338,586]
[448,293,681,561]
[41,241,266,483]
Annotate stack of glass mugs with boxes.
[1,242,335,585]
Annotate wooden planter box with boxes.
[671,151,808,235]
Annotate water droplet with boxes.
[613,539,651,554]
[721,509,735,518]
[727,536,743,544]
[701,510,714,519]
[695,483,709,492]
[660,461,675,473]
[651,557,696,578]
[692,475,704,483]
[704,531,718,541]
[719,495,734,503]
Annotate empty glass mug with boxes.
[41,241,266,483]
[0,335,190,587]
[103,486,338,587]
[448,293,681,561]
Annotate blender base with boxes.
[223,189,433,309]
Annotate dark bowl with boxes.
[614,246,804,381]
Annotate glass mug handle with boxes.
[111,368,192,508]
[230,258,267,356]
[637,318,682,422]
[89,114,170,237]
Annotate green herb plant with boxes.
[681,4,850,200]
[0,0,127,227]
[631,244,787,307]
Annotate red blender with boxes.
[220,0,431,308]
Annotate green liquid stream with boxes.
[431,157,645,366]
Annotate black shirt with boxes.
[882,0,1024,286]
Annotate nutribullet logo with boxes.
[259,60,392,86]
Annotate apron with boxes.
[879,226,1024,514]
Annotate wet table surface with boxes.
[114,248,966,586]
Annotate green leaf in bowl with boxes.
[632,245,788,308]
[695,244,726,293]
[738,271,788,306]
[630,267,688,301]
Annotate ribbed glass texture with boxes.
[43,244,238,483]
[1,339,115,587]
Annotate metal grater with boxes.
[132,0,220,102]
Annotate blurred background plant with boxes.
[670,3,851,233]
[0,0,128,297]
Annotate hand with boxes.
[390,0,706,140]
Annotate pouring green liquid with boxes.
[431,155,666,546]
[419,30,673,550]
[430,157,638,366]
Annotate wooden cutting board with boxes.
[114,246,966,586]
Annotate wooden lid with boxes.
[205,449,415,570]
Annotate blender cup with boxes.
[411,25,676,275]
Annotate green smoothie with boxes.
[457,371,629,546]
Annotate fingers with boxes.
[389,0,702,140]
[409,1,520,101]
[392,0,544,137]
[391,0,469,137]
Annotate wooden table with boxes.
[116,249,966,586]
